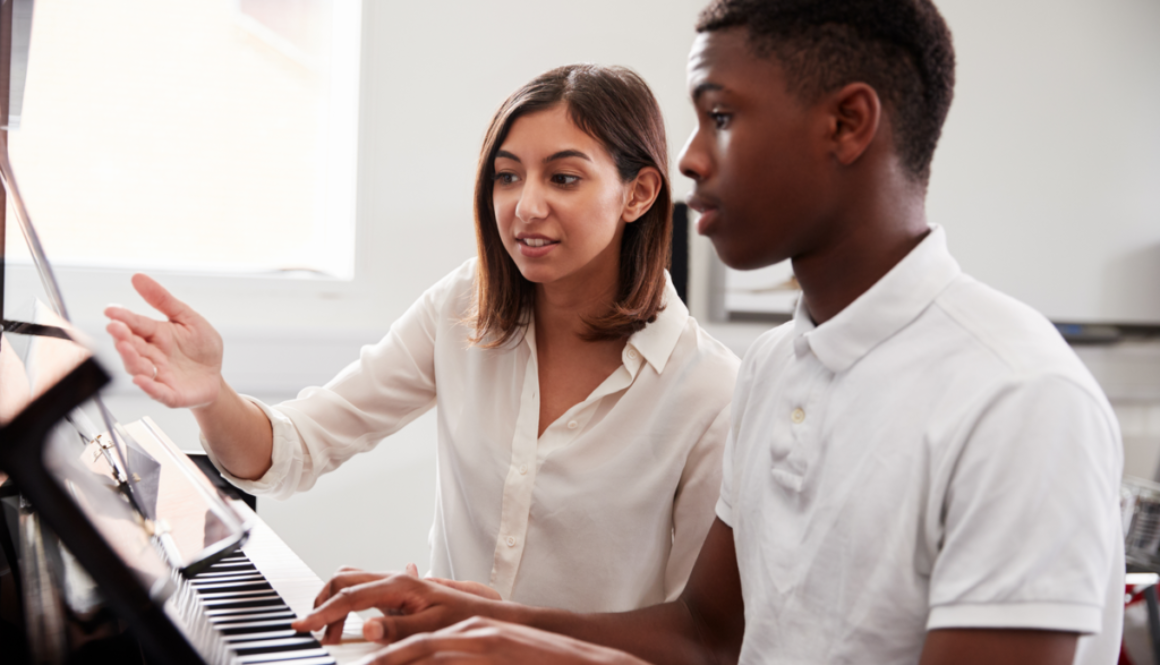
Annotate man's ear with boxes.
[623,167,663,223]
[826,82,881,167]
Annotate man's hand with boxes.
[291,568,508,645]
[357,617,650,665]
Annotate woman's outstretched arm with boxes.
[105,273,274,480]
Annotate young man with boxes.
[293,1,1124,663]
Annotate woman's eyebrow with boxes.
[494,149,591,164]
[545,149,590,163]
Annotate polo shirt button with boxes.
[519,464,528,475]
[506,536,516,547]
[567,420,579,429]
[791,408,806,424]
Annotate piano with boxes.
[0,26,383,660]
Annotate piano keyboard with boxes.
[191,551,336,664]
[168,513,382,664]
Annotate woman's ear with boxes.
[622,167,663,223]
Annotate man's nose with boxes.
[678,126,710,183]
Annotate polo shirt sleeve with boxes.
[926,373,1122,634]
[715,424,738,528]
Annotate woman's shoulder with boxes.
[419,257,478,315]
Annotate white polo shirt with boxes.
[718,226,1123,665]
[214,259,739,613]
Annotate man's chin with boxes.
[711,238,785,272]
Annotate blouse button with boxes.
[791,408,806,424]
[519,464,528,475]
[567,420,578,430]
[627,349,639,360]
[506,536,516,547]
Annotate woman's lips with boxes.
[517,237,559,258]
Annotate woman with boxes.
[105,65,738,614]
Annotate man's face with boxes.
[679,28,834,271]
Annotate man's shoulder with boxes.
[930,275,1099,389]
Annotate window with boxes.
[6,0,361,278]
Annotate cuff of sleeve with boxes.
[927,602,1103,634]
[202,396,296,497]
[715,495,733,527]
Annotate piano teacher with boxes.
[104,64,739,615]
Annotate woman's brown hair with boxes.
[471,64,672,347]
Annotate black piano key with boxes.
[211,611,298,624]
[201,597,286,610]
[236,651,335,664]
[194,582,275,594]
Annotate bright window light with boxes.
[6,0,361,278]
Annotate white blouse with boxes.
[217,259,739,612]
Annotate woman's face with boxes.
[492,104,636,293]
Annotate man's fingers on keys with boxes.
[363,610,456,646]
[311,569,385,610]
[297,576,409,633]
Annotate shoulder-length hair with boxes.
[471,64,672,348]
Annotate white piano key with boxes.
[237,651,334,664]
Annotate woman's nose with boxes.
[515,179,548,222]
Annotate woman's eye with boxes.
[551,174,580,186]
[494,172,520,185]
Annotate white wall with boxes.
[44,0,1160,579]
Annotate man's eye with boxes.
[709,112,731,130]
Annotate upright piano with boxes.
[0,18,382,663]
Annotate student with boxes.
[105,64,739,614]
[293,1,1124,664]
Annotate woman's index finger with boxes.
[131,273,194,323]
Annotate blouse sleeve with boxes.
[664,402,731,600]
[210,261,474,500]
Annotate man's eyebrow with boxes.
[495,150,520,163]
[692,81,723,101]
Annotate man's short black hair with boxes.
[697,0,955,183]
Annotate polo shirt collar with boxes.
[626,273,689,375]
[795,225,961,374]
